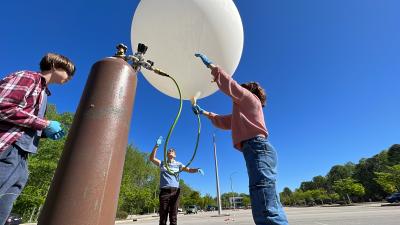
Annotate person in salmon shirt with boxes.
[192,53,289,225]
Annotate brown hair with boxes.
[241,82,267,107]
[39,53,76,77]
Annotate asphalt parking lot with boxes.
[117,203,400,225]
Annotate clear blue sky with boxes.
[1,0,399,197]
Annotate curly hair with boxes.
[39,53,76,77]
[241,82,267,107]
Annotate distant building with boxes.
[229,196,243,208]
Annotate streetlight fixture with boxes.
[230,171,238,210]
[213,133,223,215]
[210,132,229,218]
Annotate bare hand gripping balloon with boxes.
[131,0,244,100]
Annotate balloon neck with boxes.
[191,92,201,105]
[191,97,197,105]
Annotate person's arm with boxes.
[0,72,49,130]
[149,136,163,166]
[195,54,248,104]
[182,166,204,175]
[149,145,161,167]
[191,105,232,130]
[208,113,232,130]
[181,167,197,173]
[210,66,247,104]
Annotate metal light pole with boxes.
[213,133,222,215]
[230,172,238,210]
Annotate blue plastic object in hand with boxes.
[192,105,204,115]
[44,121,64,139]
[197,168,204,176]
[49,130,65,140]
[156,136,163,146]
[195,53,213,67]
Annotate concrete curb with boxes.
[115,214,159,223]
[381,202,400,207]
[21,211,234,224]
[21,214,159,225]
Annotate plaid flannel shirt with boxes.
[0,70,49,152]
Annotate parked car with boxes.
[386,192,400,203]
[4,213,22,225]
[186,205,198,214]
[178,208,183,212]
[206,205,216,211]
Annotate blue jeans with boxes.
[242,137,289,225]
[0,145,29,225]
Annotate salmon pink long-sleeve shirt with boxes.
[208,66,268,150]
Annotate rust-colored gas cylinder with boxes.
[38,57,137,225]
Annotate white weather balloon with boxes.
[131,0,244,100]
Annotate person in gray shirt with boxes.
[149,136,203,225]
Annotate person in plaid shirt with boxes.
[0,53,75,224]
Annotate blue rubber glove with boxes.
[192,105,204,115]
[195,53,213,67]
[49,130,66,140]
[44,121,64,140]
[156,136,163,146]
[197,168,204,176]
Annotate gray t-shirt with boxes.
[159,160,183,188]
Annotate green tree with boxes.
[220,193,230,208]
[333,178,365,204]
[291,190,306,206]
[309,189,330,205]
[179,180,196,207]
[299,176,329,192]
[221,192,239,208]
[374,164,400,193]
[281,187,292,196]
[327,162,355,188]
[280,187,294,206]
[118,145,160,214]
[328,193,340,203]
[242,196,251,207]
[201,194,216,209]
[387,144,400,166]
[186,191,201,207]
[300,181,316,191]
[352,151,389,200]
[312,176,329,190]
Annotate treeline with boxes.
[279,144,400,206]
[11,105,218,222]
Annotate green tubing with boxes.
[163,75,201,176]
